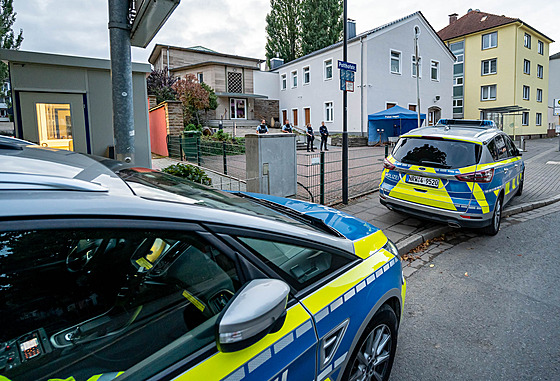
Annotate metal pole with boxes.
[320,151,325,205]
[342,0,349,204]
[108,0,135,164]
[414,29,421,128]
[223,141,228,175]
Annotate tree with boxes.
[146,68,178,105]
[0,0,23,112]
[265,0,301,65]
[173,74,217,126]
[300,0,343,56]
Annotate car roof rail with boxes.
[436,119,497,129]
[0,141,24,150]
[0,173,109,192]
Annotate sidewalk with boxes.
[335,137,560,254]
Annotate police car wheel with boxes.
[343,305,398,381]
[482,196,502,236]
[515,171,524,197]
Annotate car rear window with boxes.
[392,137,481,169]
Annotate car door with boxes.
[491,135,513,203]
[504,135,523,199]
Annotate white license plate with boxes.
[407,174,439,188]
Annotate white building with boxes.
[548,52,560,132]
[259,12,455,139]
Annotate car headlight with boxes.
[382,239,400,260]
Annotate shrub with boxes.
[161,163,212,186]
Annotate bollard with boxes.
[384,145,389,158]
[521,136,526,151]
[196,137,201,166]
[222,141,228,175]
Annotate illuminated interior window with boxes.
[35,103,74,150]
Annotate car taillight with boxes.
[383,158,395,170]
[455,168,494,183]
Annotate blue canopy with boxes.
[368,105,426,144]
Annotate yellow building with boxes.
[438,10,554,138]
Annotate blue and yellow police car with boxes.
[380,119,524,235]
[0,143,405,381]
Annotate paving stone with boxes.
[402,266,417,278]
[388,224,417,235]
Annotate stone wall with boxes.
[254,99,280,126]
[164,101,184,136]
[148,95,158,110]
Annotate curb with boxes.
[503,194,560,217]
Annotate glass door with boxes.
[36,103,74,150]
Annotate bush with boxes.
[184,123,203,132]
[161,163,212,186]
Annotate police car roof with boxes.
[403,120,500,143]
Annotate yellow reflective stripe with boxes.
[401,277,407,312]
[494,189,500,197]
[182,290,205,312]
[380,168,388,186]
[178,304,310,380]
[458,165,477,174]
[353,230,388,259]
[408,165,436,174]
[401,135,483,144]
[302,250,393,314]
[388,179,457,211]
[467,183,489,214]
[505,182,510,195]
[387,155,396,164]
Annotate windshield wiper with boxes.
[419,160,451,169]
[234,193,343,237]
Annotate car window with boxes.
[0,229,242,381]
[494,135,508,160]
[237,237,353,290]
[486,138,500,161]
[392,137,481,169]
[504,135,519,157]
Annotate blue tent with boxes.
[368,105,426,144]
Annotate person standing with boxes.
[306,123,315,152]
[319,121,329,151]
[256,119,268,134]
[282,120,293,133]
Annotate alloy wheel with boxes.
[348,324,392,381]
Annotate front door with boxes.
[19,92,88,152]
[304,107,311,125]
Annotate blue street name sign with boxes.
[338,60,357,72]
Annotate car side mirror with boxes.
[216,279,290,353]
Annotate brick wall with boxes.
[148,95,158,110]
[165,101,184,136]
[254,99,280,126]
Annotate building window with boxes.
[324,59,333,80]
[430,60,439,81]
[230,98,246,119]
[481,58,497,75]
[197,72,203,83]
[303,66,310,84]
[386,102,397,109]
[453,77,463,86]
[390,50,401,74]
[482,31,497,50]
[523,59,530,75]
[227,71,243,93]
[324,101,334,122]
[537,64,543,79]
[453,99,463,114]
[538,40,544,55]
[408,104,417,111]
[523,85,530,100]
[536,112,542,126]
[522,112,529,126]
[281,74,287,90]
[537,88,543,102]
[291,70,298,88]
[524,33,531,49]
[453,85,463,97]
[481,85,497,101]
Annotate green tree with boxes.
[300,0,343,55]
[173,74,217,126]
[265,0,301,65]
[0,0,23,112]
[146,68,177,104]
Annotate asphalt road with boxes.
[390,207,560,380]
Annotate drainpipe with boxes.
[513,23,523,141]
[360,35,365,137]
[166,46,170,75]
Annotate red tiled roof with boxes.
[438,10,517,41]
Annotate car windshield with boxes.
[117,169,326,233]
[392,137,481,169]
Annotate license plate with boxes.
[407,174,439,188]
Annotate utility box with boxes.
[246,133,297,197]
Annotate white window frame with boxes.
[537,88,543,103]
[390,50,402,75]
[523,59,530,75]
[538,40,544,55]
[481,58,497,75]
[407,103,417,112]
[453,77,464,86]
[522,111,529,126]
[303,66,310,85]
[281,73,287,90]
[230,98,247,120]
[324,101,334,122]
[385,101,398,109]
[481,85,497,101]
[291,70,298,88]
[482,31,497,50]
[197,72,204,83]
[537,64,543,79]
[523,85,530,100]
[324,59,333,81]
[524,33,531,49]
[430,60,439,81]
[411,55,422,78]
[453,99,463,107]
[536,112,542,126]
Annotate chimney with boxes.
[347,18,356,39]
[270,57,284,70]
[449,13,458,24]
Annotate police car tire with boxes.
[342,304,398,381]
[516,171,524,197]
[482,196,502,236]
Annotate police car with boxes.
[0,143,405,381]
[380,119,524,235]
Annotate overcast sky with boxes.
[12,0,559,64]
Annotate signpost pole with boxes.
[414,26,421,129]
[342,0,348,204]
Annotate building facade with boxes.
[148,45,279,128]
[548,52,560,132]
[260,12,454,137]
[439,10,554,138]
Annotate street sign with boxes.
[345,81,354,92]
[339,66,355,91]
[130,0,180,48]
[554,98,560,116]
[338,60,357,72]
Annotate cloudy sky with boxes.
[12,0,559,64]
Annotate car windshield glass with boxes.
[117,169,324,233]
[392,138,481,169]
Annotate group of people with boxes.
[255,119,329,152]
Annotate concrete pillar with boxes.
[246,133,297,197]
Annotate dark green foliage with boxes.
[301,0,343,55]
[146,69,178,104]
[184,123,203,132]
[161,163,212,186]
[201,82,218,111]
[265,0,302,65]
[0,0,23,111]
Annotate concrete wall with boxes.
[254,71,280,99]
